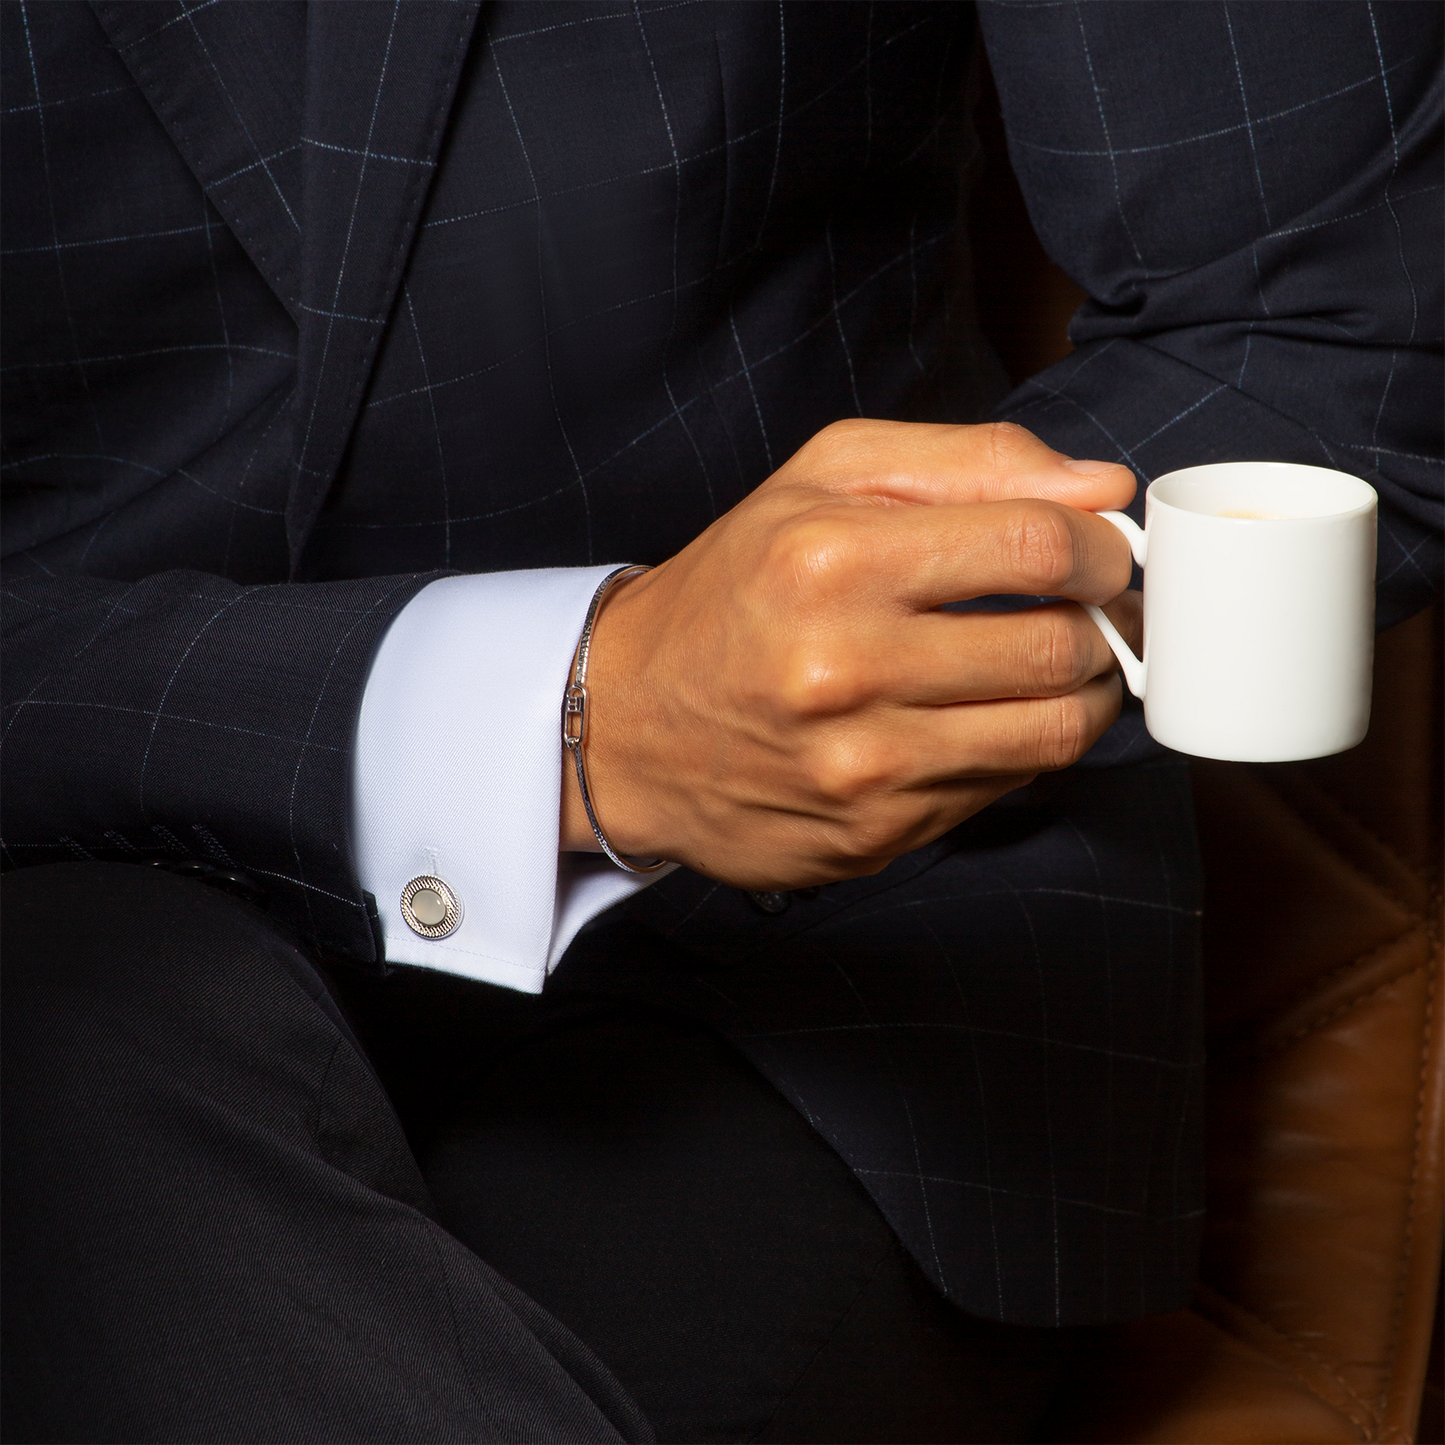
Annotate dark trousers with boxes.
[3,863,1081,1444]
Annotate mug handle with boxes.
[1083,510,1147,700]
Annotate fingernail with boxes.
[1062,458,1122,476]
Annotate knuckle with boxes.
[774,646,863,718]
[1031,614,1091,694]
[805,736,901,811]
[771,514,860,593]
[1008,504,1078,593]
[1035,694,1090,771]
[815,845,893,883]
[839,811,904,864]
[850,740,907,797]
[983,420,1039,470]
[820,416,874,443]
[803,736,863,807]
[803,417,874,470]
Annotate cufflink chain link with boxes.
[563,565,669,875]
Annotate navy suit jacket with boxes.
[3,0,1440,1325]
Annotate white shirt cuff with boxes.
[350,569,675,993]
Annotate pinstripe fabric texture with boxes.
[2,1,1440,1325]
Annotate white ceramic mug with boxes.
[1083,461,1377,762]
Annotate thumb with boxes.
[972,454,1138,511]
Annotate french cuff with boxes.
[350,568,675,993]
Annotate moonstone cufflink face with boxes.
[400,875,461,939]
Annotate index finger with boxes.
[800,419,1137,512]
[864,497,1138,609]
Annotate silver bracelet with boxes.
[562,565,669,874]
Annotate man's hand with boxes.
[562,419,1140,887]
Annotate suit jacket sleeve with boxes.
[978,0,1443,630]
[2,565,440,965]
[0,0,480,968]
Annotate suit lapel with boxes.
[289,0,481,564]
[91,0,307,317]
[93,0,482,568]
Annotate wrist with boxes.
[559,567,666,860]
[560,749,600,851]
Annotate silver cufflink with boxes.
[399,875,461,939]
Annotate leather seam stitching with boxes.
[1216,925,1427,1051]
[1254,772,1429,922]
[1199,1284,1378,1434]
[1252,959,1427,1058]
[1268,767,1437,899]
[1373,940,1438,1428]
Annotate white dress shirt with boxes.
[351,569,674,993]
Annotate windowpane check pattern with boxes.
[3,0,1439,1325]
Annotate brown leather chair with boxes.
[1035,607,1444,1445]
[970,68,1445,1445]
